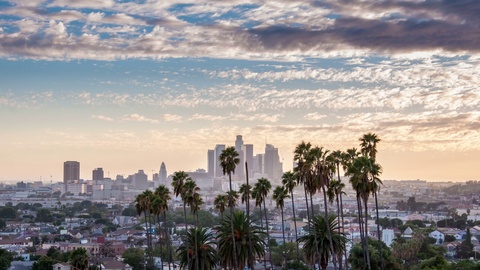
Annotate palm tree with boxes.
[154,185,172,270]
[135,190,154,267]
[214,194,228,220]
[282,171,301,266]
[327,179,346,270]
[182,179,203,270]
[216,210,266,270]
[298,215,347,270]
[171,171,192,268]
[69,247,89,270]
[226,190,239,208]
[177,227,217,270]
[330,150,347,270]
[239,184,252,206]
[359,133,383,270]
[219,146,240,270]
[273,185,290,267]
[253,177,272,268]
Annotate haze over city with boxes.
[1,0,480,182]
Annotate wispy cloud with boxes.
[91,115,113,122]
[122,113,158,124]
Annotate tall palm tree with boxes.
[226,190,239,208]
[214,194,228,220]
[69,247,89,270]
[253,177,272,268]
[273,185,290,267]
[219,146,240,270]
[135,190,154,267]
[177,227,217,270]
[154,185,172,270]
[359,133,383,270]
[182,179,203,270]
[216,210,266,270]
[282,171,300,266]
[239,183,252,206]
[171,171,192,268]
[298,215,347,270]
[330,150,347,270]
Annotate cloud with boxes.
[304,112,327,121]
[162,114,182,122]
[91,115,113,122]
[122,113,159,124]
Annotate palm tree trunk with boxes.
[336,194,343,270]
[310,192,321,269]
[322,186,337,270]
[263,200,272,269]
[245,163,254,270]
[339,191,347,270]
[281,206,287,268]
[144,211,152,269]
[290,190,300,267]
[259,203,267,270]
[228,172,239,270]
[363,199,371,270]
[183,204,190,269]
[374,191,384,270]
[163,212,171,270]
[356,196,366,270]
[195,213,199,270]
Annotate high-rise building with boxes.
[64,161,80,183]
[264,144,283,181]
[243,144,254,177]
[159,162,167,184]
[133,170,148,190]
[207,150,215,177]
[234,135,245,179]
[253,154,263,175]
[214,144,225,177]
[92,168,104,181]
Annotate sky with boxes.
[1,0,480,183]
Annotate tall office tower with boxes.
[234,135,244,178]
[207,149,215,177]
[159,162,167,184]
[64,161,80,193]
[92,168,104,181]
[243,144,254,177]
[264,144,282,180]
[253,154,263,175]
[64,161,80,182]
[133,170,148,190]
[214,144,225,177]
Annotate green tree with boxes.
[219,146,240,270]
[35,208,54,222]
[273,185,290,267]
[349,238,402,270]
[121,207,137,216]
[32,256,55,270]
[216,210,266,270]
[69,247,89,270]
[176,227,217,270]
[122,247,145,270]
[0,207,16,220]
[0,249,14,270]
[282,170,301,266]
[134,190,154,267]
[253,177,272,268]
[0,219,5,230]
[214,194,228,219]
[298,215,346,270]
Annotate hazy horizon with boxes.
[1,1,479,182]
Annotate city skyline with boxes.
[1,1,480,182]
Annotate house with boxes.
[401,227,414,239]
[429,230,445,244]
[53,262,71,270]
[101,260,133,270]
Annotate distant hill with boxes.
[443,181,480,195]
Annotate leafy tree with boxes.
[0,219,5,230]
[349,238,402,270]
[271,242,304,267]
[35,208,54,223]
[0,249,14,270]
[410,255,447,270]
[32,256,55,270]
[122,247,145,270]
[0,207,16,220]
[121,207,137,216]
[69,248,89,270]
